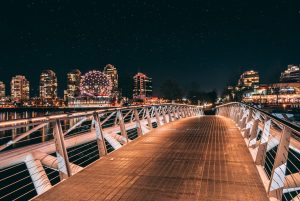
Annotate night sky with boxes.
[0,0,300,97]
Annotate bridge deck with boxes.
[34,116,269,201]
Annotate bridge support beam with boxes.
[93,113,107,157]
[103,133,122,149]
[53,119,72,180]
[25,154,52,195]
[33,151,83,174]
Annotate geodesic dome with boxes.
[80,70,112,97]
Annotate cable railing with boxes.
[216,102,300,201]
[0,104,203,201]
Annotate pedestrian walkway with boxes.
[34,116,269,201]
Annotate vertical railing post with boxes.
[179,106,184,118]
[227,106,231,117]
[173,106,177,120]
[161,106,168,124]
[237,107,244,126]
[198,108,202,116]
[181,106,184,118]
[174,106,178,119]
[188,107,192,117]
[117,110,128,143]
[243,109,253,138]
[93,112,107,157]
[151,107,155,117]
[130,111,134,123]
[176,106,183,119]
[53,119,71,179]
[134,108,143,137]
[268,126,291,200]
[248,118,259,147]
[154,106,161,127]
[182,106,187,118]
[225,106,229,117]
[145,107,153,129]
[234,106,240,123]
[188,107,191,117]
[191,107,195,116]
[239,109,248,129]
[175,106,180,119]
[246,109,253,124]
[168,106,173,122]
[255,117,271,165]
[229,106,235,119]
[187,107,191,117]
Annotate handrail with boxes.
[0,104,203,201]
[0,104,202,128]
[217,102,300,134]
[216,102,300,201]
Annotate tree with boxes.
[160,80,183,101]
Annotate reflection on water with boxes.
[0,110,83,150]
[0,110,64,122]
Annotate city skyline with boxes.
[0,65,145,98]
[0,1,300,96]
[0,58,298,97]
[1,63,300,100]
[0,65,155,105]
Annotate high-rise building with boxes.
[238,70,259,88]
[103,64,118,95]
[39,70,58,100]
[280,65,300,83]
[66,69,81,99]
[0,81,5,98]
[10,75,30,102]
[133,72,152,100]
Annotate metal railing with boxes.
[0,104,203,201]
[216,102,300,201]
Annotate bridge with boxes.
[0,103,299,201]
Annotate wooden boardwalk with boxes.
[34,116,269,201]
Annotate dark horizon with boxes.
[0,1,300,97]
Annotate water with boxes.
[0,107,106,122]
[0,110,43,122]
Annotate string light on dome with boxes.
[80,70,112,97]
